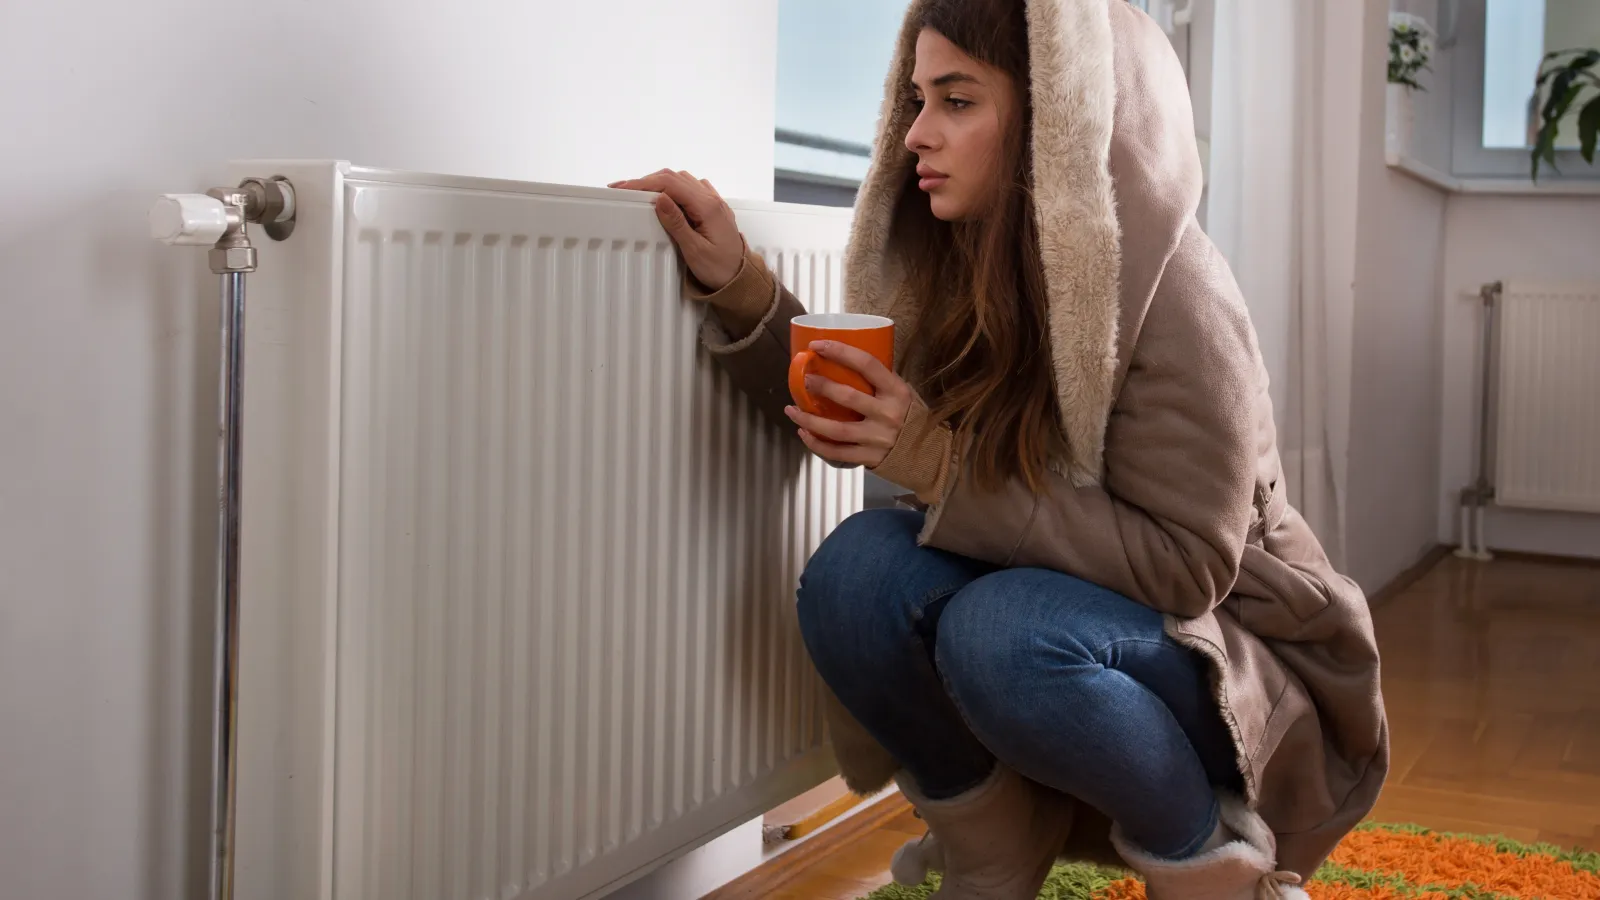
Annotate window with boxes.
[773,0,906,206]
[1453,0,1600,179]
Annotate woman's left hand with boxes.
[784,340,913,468]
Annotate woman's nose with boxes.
[904,110,936,154]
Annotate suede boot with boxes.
[1110,794,1308,900]
[890,766,1075,899]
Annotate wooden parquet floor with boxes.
[706,553,1600,900]
[1368,554,1600,850]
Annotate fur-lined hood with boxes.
[844,0,1202,487]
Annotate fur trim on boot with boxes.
[1110,794,1305,900]
[891,829,944,886]
[892,767,1075,899]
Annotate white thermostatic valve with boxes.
[149,193,231,246]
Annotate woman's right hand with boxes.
[608,169,745,292]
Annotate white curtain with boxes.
[1203,0,1356,566]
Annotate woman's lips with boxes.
[917,165,948,192]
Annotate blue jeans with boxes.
[796,509,1242,859]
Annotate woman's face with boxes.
[904,28,1018,222]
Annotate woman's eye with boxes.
[910,97,971,112]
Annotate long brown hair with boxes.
[893,0,1064,493]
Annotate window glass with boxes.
[1482,0,1600,150]
[774,0,908,184]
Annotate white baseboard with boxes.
[1482,507,1600,560]
[759,784,901,863]
[603,819,764,900]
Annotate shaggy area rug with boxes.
[859,823,1600,899]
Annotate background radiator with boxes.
[230,161,858,900]
[1491,282,1600,514]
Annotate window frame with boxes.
[773,128,868,206]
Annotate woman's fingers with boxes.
[803,374,887,420]
[812,341,904,397]
[608,172,679,196]
[797,429,880,467]
[652,194,712,255]
[610,171,718,223]
[785,406,869,445]
[619,179,711,265]
[784,405,898,458]
[608,168,679,189]
[606,174,660,190]
[612,169,743,290]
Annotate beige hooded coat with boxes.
[692,0,1387,879]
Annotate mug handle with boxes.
[788,349,819,414]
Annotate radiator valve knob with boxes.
[150,194,232,246]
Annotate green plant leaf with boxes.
[1553,82,1585,131]
[1529,48,1599,180]
[1543,47,1595,62]
[1540,49,1600,85]
[1532,113,1564,180]
[1544,71,1578,120]
[1580,94,1600,163]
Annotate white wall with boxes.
[0,2,778,899]
[1347,171,1449,590]
[1437,194,1600,559]
[1334,0,1451,592]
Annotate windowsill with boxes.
[1385,153,1461,191]
[1387,152,1600,197]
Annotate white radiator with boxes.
[1492,282,1600,514]
[229,161,858,900]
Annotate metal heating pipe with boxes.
[1455,280,1500,561]
[149,177,296,900]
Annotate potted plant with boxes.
[1387,13,1434,158]
[1531,48,1600,181]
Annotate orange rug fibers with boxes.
[862,823,1600,899]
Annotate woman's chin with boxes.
[927,194,968,222]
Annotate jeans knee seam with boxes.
[1095,637,1186,668]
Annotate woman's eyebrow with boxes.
[911,71,982,90]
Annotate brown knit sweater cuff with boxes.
[683,244,776,340]
[870,396,953,505]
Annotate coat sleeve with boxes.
[692,248,810,433]
[919,233,1263,619]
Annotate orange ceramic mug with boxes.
[788,313,896,421]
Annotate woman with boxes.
[612,1,1386,897]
